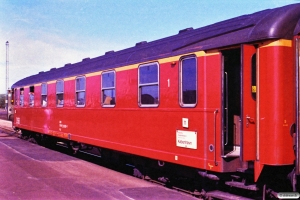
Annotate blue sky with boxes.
[0,0,298,93]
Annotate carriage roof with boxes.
[12,3,300,88]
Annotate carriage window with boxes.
[14,88,18,106]
[75,76,86,107]
[20,88,24,106]
[138,62,159,107]
[101,71,116,107]
[180,57,197,107]
[29,86,34,107]
[41,83,47,107]
[251,54,257,100]
[9,89,14,106]
[56,80,64,107]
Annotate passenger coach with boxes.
[10,3,300,196]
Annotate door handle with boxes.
[246,115,254,127]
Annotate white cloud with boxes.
[0,27,126,94]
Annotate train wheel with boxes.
[68,141,80,154]
[27,135,38,144]
[44,136,57,149]
[20,129,30,140]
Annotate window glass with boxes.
[20,88,24,106]
[9,89,14,106]
[56,80,64,107]
[14,88,18,106]
[102,72,115,88]
[76,77,85,91]
[251,54,257,100]
[180,57,197,106]
[102,71,116,106]
[29,86,34,107]
[139,65,158,84]
[76,76,86,107]
[139,63,159,106]
[41,83,47,107]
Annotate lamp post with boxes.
[6,41,9,92]
[5,41,9,114]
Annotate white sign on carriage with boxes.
[176,130,197,149]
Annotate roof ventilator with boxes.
[136,41,147,46]
[64,63,71,67]
[82,57,90,62]
[178,27,193,34]
[105,50,115,55]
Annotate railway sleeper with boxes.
[225,181,259,191]
[206,190,254,200]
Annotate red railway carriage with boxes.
[10,4,300,194]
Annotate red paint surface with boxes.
[258,45,294,165]
[13,54,225,172]
[12,44,296,179]
[242,45,257,161]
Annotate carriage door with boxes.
[222,46,256,159]
[295,36,300,175]
[222,48,241,157]
[241,45,256,161]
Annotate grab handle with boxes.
[224,72,228,145]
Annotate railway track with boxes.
[0,123,17,137]
[0,127,13,133]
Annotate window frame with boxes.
[29,86,35,107]
[56,80,64,107]
[75,76,86,107]
[19,88,24,107]
[41,83,47,107]
[101,70,116,107]
[14,88,18,106]
[138,62,160,107]
[251,54,257,101]
[179,56,197,107]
